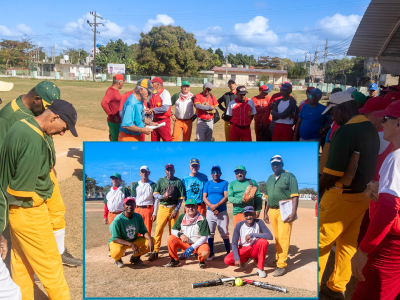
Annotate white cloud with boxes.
[102,175,106,178]
[144,14,174,33]
[233,16,279,47]
[194,26,225,48]
[16,24,33,35]
[0,24,33,36]
[315,13,361,38]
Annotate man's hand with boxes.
[183,246,194,258]
[147,239,154,253]
[170,211,177,220]
[180,234,189,243]
[143,127,153,135]
[149,122,158,126]
[114,116,120,123]
[171,115,177,122]
[351,248,368,281]
[213,210,219,216]
[255,211,260,219]
[209,204,218,211]
[145,108,154,115]
[284,213,296,223]
[151,215,156,222]
[104,218,109,225]
[235,260,242,268]
[131,243,140,255]
[245,234,252,243]
[0,235,7,260]
[264,213,270,224]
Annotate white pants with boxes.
[206,209,229,239]
[0,257,21,300]
[196,119,213,141]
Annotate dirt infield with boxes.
[85,201,317,298]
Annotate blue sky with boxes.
[84,142,318,191]
[0,0,370,61]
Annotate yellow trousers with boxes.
[154,205,178,253]
[224,121,231,141]
[270,208,293,268]
[9,200,70,300]
[109,237,155,261]
[318,189,369,292]
[48,170,66,231]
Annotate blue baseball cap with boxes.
[243,206,255,213]
[369,83,378,91]
[190,158,199,165]
[211,165,221,172]
[280,82,292,90]
[309,88,322,99]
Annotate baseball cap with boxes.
[306,86,315,91]
[35,81,60,107]
[204,82,213,90]
[382,85,400,92]
[309,88,322,99]
[352,91,368,105]
[182,80,190,86]
[359,97,391,114]
[151,77,163,85]
[185,199,197,205]
[234,165,246,172]
[165,163,174,170]
[280,82,292,90]
[190,158,199,165]
[110,173,121,179]
[236,86,248,94]
[228,79,236,84]
[346,87,357,94]
[271,155,283,164]
[137,78,154,93]
[259,85,270,93]
[211,165,221,172]
[124,197,136,204]
[114,74,126,82]
[331,87,343,94]
[373,100,400,119]
[47,99,78,137]
[140,166,149,171]
[243,206,254,213]
[322,91,354,115]
[0,81,13,92]
[369,83,378,91]
[384,92,400,102]
[279,81,290,88]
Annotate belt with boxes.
[110,211,122,214]
[176,118,192,121]
[231,122,250,129]
[268,206,279,209]
[161,204,176,208]
[386,234,400,240]
[136,205,153,209]
[199,118,213,122]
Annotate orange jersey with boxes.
[194,93,218,120]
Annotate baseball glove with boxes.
[242,180,258,203]
[364,181,379,202]
[202,102,216,114]
[162,181,175,201]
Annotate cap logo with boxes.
[240,88,245,91]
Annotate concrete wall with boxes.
[213,72,285,86]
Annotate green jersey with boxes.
[228,179,263,215]
[102,186,131,204]
[154,176,185,206]
[265,171,299,207]
[109,212,148,243]
[172,213,211,242]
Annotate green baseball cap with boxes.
[234,165,246,172]
[352,91,368,105]
[185,199,197,205]
[182,81,190,86]
[34,81,60,108]
[110,173,121,179]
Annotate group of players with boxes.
[0,81,82,299]
[103,155,300,279]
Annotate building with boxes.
[41,63,93,78]
[212,66,288,86]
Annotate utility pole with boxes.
[304,52,307,69]
[323,39,328,83]
[45,48,47,63]
[312,45,319,83]
[53,44,55,63]
[309,53,312,83]
[87,11,104,80]
[225,46,228,82]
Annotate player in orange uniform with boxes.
[252,85,271,141]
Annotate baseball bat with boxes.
[192,277,236,289]
[215,272,258,279]
[242,279,288,293]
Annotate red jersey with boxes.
[149,88,172,119]
[101,86,122,123]
[194,93,218,120]
[252,95,271,115]
[226,98,257,126]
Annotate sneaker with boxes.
[148,251,158,262]
[143,252,151,257]
[241,258,250,270]
[319,283,345,300]
[206,253,215,261]
[34,273,40,283]
[61,248,82,267]
[199,261,206,269]
[114,259,123,268]
[164,258,180,267]
[272,267,287,277]
[256,268,267,278]
[130,255,144,266]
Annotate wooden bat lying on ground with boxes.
[242,279,288,293]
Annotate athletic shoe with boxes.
[164,259,180,267]
[199,261,206,269]
[130,255,144,266]
[319,283,345,300]
[272,267,287,277]
[206,253,215,261]
[148,251,158,261]
[114,259,123,268]
[241,258,250,270]
[61,248,82,267]
[143,252,151,257]
[256,268,267,278]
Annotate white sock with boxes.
[54,228,65,254]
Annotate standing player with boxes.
[171,81,195,141]
[147,77,172,142]
[148,164,185,261]
[101,74,125,141]
[182,159,208,217]
[0,99,78,299]
[217,79,237,141]
[228,165,263,226]
[263,155,299,277]
[202,165,230,260]
[226,86,257,141]
[252,85,271,141]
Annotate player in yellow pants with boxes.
[269,208,293,268]
[110,236,155,261]
[153,205,179,253]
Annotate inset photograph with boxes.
[84,142,318,298]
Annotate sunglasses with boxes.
[382,115,398,123]
[212,170,221,175]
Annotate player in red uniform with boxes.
[252,85,271,141]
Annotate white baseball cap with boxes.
[322,91,354,115]
[270,155,283,164]
[345,87,357,94]
[140,166,149,171]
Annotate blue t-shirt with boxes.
[183,173,208,204]
[120,94,145,135]
[299,103,329,140]
[204,180,229,212]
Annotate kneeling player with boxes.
[165,199,211,268]
[224,206,272,278]
[109,197,154,268]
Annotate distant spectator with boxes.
[218,79,237,141]
[366,83,378,100]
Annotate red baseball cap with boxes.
[151,77,163,85]
[382,85,400,92]
[165,163,174,170]
[384,92,400,102]
[359,96,391,114]
[124,197,136,204]
[373,100,400,119]
[259,85,270,93]
[114,74,126,82]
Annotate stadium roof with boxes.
[347,0,400,74]
[212,67,287,74]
